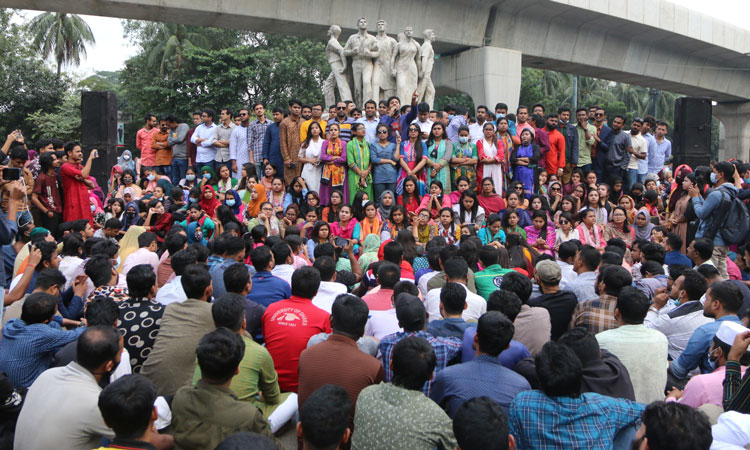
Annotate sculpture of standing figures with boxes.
[417,29,436,108]
[372,19,398,102]
[344,18,380,106]
[323,25,352,108]
[391,27,421,105]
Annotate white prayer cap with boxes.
[716,321,750,346]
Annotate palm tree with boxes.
[28,12,95,77]
[147,24,210,76]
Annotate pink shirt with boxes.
[121,247,160,277]
[680,365,747,408]
[727,257,742,281]
[136,127,158,167]
[362,288,395,312]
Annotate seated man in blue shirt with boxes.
[426,282,471,338]
[0,292,85,388]
[431,311,531,418]
[461,290,530,368]
[509,341,644,450]
[670,280,744,380]
[248,245,290,308]
[664,233,693,268]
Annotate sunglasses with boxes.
[559,219,569,225]
[377,130,388,134]
[550,187,561,191]
[515,186,523,190]
[595,113,604,117]
[336,106,346,110]
[409,128,419,132]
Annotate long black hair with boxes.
[531,210,549,240]
[458,190,480,223]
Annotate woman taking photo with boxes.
[476,122,504,196]
[347,122,373,201]
[298,121,324,195]
[370,123,399,203]
[477,177,506,216]
[425,122,452,195]
[320,123,348,205]
[510,128,539,199]
[396,124,428,193]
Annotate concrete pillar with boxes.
[714,102,750,162]
[432,47,522,112]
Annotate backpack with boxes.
[712,187,750,245]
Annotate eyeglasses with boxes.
[336,106,346,110]
[595,113,604,117]
[377,130,388,134]
[239,113,248,116]
[515,186,523,190]
[409,128,419,133]
[261,207,273,211]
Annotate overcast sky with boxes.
[15,0,750,77]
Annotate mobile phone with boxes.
[334,237,348,248]
[2,168,21,181]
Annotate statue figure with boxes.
[323,25,352,108]
[391,27,421,105]
[372,19,398,102]
[417,29,437,108]
[343,18,380,106]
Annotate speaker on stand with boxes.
[81,91,118,192]
[672,97,712,169]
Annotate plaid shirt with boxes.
[569,294,619,334]
[206,254,225,272]
[510,391,645,450]
[378,330,462,396]
[248,118,269,162]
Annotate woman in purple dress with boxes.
[510,128,540,200]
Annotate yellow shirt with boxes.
[299,118,326,142]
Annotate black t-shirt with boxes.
[528,290,579,340]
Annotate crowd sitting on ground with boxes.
[0,94,749,450]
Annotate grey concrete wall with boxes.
[714,103,750,162]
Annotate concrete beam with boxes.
[432,47,522,113]
[714,102,750,163]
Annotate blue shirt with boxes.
[248,270,291,307]
[0,318,85,388]
[461,326,531,367]
[640,132,655,174]
[430,354,531,418]
[262,122,282,166]
[670,314,742,379]
[206,254,225,272]
[369,141,398,184]
[210,258,253,299]
[0,208,18,287]
[379,330,462,396]
[426,317,473,339]
[664,251,693,268]
[510,391,645,450]
[692,183,739,247]
[648,137,672,173]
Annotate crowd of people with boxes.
[0,92,748,450]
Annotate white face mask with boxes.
[458,136,469,144]
[122,155,131,161]
[186,174,196,181]
[362,200,368,207]
[147,174,155,181]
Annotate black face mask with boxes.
[126,211,136,218]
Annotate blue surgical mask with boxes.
[226,199,236,206]
[203,173,211,180]
[497,113,505,118]
[114,256,121,270]
[458,136,469,144]
[448,114,454,121]
[189,197,199,203]
[90,204,96,212]
[147,174,155,181]
[710,172,717,184]
[744,177,750,184]
[186,174,196,181]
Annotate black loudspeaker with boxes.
[673,97,712,168]
[81,91,118,192]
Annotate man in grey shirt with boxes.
[213,107,236,171]
[606,114,632,183]
[167,115,190,183]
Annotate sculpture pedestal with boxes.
[432,47,522,112]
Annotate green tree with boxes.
[26,90,81,142]
[27,12,95,76]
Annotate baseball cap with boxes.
[536,260,562,285]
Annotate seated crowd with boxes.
[0,97,749,450]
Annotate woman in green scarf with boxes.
[357,233,381,272]
[199,165,217,186]
[425,122,453,196]
[347,123,373,201]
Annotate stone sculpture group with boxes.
[322,18,436,108]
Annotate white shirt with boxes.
[190,122,218,163]
[468,122,485,142]
[411,118,434,137]
[155,276,186,305]
[311,281,348,313]
[711,411,750,450]
[425,283,486,322]
[271,264,295,286]
[418,271,439,299]
[365,308,402,340]
[644,300,714,361]
[556,260,578,290]
[629,132,647,170]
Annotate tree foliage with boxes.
[27,12,95,76]
[26,90,81,142]
[0,9,69,137]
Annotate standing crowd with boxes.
[0,92,749,450]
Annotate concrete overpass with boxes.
[6,0,750,160]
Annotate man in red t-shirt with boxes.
[136,113,158,171]
[545,114,566,177]
[262,266,332,392]
[59,142,97,224]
